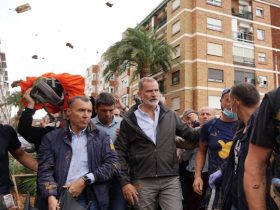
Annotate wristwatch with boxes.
[82,174,91,185]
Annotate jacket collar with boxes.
[64,120,99,138]
[123,101,169,125]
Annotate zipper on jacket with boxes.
[63,135,73,184]
[154,148,158,177]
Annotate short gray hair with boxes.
[138,77,158,90]
[67,96,90,108]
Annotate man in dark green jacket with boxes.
[115,77,199,210]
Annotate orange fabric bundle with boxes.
[20,72,85,113]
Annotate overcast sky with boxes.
[0,0,163,86]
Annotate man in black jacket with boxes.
[18,88,59,152]
[115,77,199,210]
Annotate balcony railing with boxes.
[232,31,253,43]
[91,80,98,86]
[232,8,252,20]
[109,80,118,87]
[154,17,167,31]
[233,55,255,67]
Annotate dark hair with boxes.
[90,96,97,118]
[67,96,90,108]
[230,83,260,107]
[95,92,115,108]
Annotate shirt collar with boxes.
[69,125,86,136]
[95,116,118,127]
[137,104,160,116]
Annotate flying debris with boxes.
[11,80,22,88]
[66,42,74,49]
[106,2,113,7]
[32,55,38,59]
[15,3,31,13]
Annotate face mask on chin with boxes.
[223,108,237,119]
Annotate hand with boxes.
[23,88,35,109]
[48,196,59,210]
[64,178,86,197]
[208,170,222,189]
[193,176,203,195]
[176,148,182,163]
[122,183,139,206]
[114,96,126,111]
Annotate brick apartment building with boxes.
[0,49,11,124]
[86,0,280,113]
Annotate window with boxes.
[233,46,254,58]
[234,69,255,85]
[257,29,265,40]
[258,52,266,63]
[92,73,96,80]
[258,75,268,88]
[121,96,128,106]
[208,68,224,82]
[158,80,165,94]
[172,0,180,11]
[171,97,180,110]
[206,0,221,6]
[208,96,221,109]
[207,43,223,56]
[172,71,180,85]
[256,7,264,17]
[172,45,180,59]
[233,45,254,65]
[121,79,127,89]
[92,86,96,92]
[207,18,222,31]
[172,21,180,35]
[0,53,6,62]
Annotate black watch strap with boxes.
[82,174,91,185]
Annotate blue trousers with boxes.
[109,176,126,210]
[76,194,100,210]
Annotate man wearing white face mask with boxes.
[193,88,238,210]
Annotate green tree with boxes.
[103,27,176,80]
[0,91,23,127]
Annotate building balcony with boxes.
[91,80,98,86]
[109,80,118,87]
[91,92,98,97]
[122,87,130,95]
[232,31,253,43]
[0,62,7,68]
[232,8,252,20]
[154,17,167,31]
[233,55,255,67]
[92,65,100,73]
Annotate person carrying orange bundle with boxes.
[19,72,85,114]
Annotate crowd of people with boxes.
[0,76,280,210]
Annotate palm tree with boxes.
[103,26,176,80]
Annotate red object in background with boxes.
[20,72,85,113]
